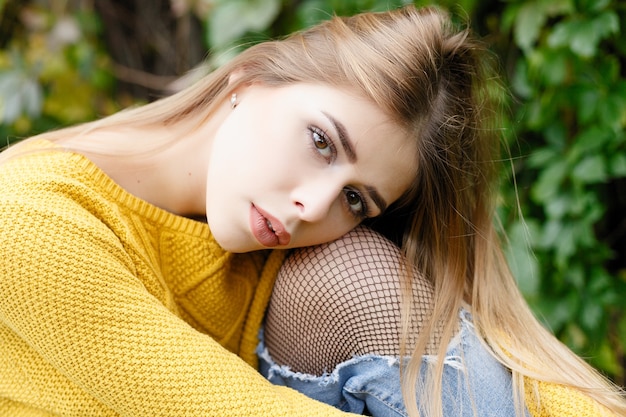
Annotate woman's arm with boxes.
[0,175,356,417]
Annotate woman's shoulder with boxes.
[1,139,94,185]
[1,139,210,237]
[0,139,118,225]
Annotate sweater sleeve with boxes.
[0,183,356,416]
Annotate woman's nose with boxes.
[292,181,341,223]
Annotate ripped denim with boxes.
[258,309,525,417]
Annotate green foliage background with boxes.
[1,0,624,385]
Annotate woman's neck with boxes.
[60,96,231,218]
[64,123,212,218]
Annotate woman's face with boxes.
[205,82,416,252]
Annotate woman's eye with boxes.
[344,189,367,219]
[309,126,335,161]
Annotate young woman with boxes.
[257,6,626,417]
[0,4,623,417]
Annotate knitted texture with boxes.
[0,141,355,417]
[524,377,616,417]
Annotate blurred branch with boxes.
[111,62,178,92]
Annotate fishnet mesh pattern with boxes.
[265,225,437,376]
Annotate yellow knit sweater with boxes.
[0,141,615,417]
[0,141,357,416]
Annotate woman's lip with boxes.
[250,204,291,247]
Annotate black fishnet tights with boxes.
[264,225,437,376]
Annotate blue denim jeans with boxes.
[258,310,525,417]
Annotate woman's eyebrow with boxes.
[322,112,356,163]
[321,111,388,214]
[366,185,388,214]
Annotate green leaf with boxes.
[0,70,43,124]
[505,220,541,297]
[588,270,612,294]
[538,219,564,249]
[536,293,579,333]
[554,223,577,268]
[513,0,575,53]
[598,94,625,128]
[531,159,568,202]
[500,3,520,33]
[609,153,626,176]
[295,0,333,29]
[564,264,584,290]
[580,300,603,331]
[583,0,610,13]
[511,59,534,98]
[552,19,599,57]
[569,20,598,57]
[571,126,611,157]
[591,11,619,41]
[549,12,619,58]
[547,20,574,49]
[525,101,545,130]
[577,88,599,124]
[0,71,22,123]
[527,147,559,168]
[208,0,281,48]
[544,122,568,149]
[22,78,42,117]
[572,155,607,184]
[545,194,572,219]
[541,50,568,85]
[514,2,547,52]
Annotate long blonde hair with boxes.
[5,5,625,416]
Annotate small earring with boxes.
[230,93,238,109]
